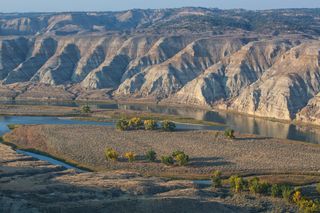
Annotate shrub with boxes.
[214,132,220,141]
[229,175,239,189]
[128,117,143,130]
[144,120,158,130]
[161,120,176,131]
[282,185,293,203]
[316,183,320,195]
[298,198,320,213]
[124,151,136,162]
[116,119,129,131]
[172,150,185,158]
[260,182,271,195]
[172,150,189,166]
[224,129,235,139]
[248,177,271,195]
[146,149,157,162]
[7,124,19,130]
[229,176,246,193]
[175,153,189,166]
[161,156,174,166]
[211,170,222,188]
[105,148,119,161]
[248,177,260,194]
[292,190,302,204]
[271,184,282,197]
[81,105,91,113]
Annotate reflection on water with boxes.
[0,101,319,144]
[116,103,320,144]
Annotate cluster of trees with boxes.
[211,171,320,213]
[116,117,176,132]
[161,150,189,166]
[105,148,189,166]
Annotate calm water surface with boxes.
[1,100,320,144]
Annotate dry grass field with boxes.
[4,125,320,182]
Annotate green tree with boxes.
[105,148,119,161]
[81,105,91,113]
[116,119,129,131]
[224,129,235,139]
[271,184,282,197]
[172,150,189,166]
[124,151,136,162]
[161,120,176,131]
[144,120,158,130]
[161,156,174,166]
[229,175,246,193]
[316,183,320,195]
[128,117,143,130]
[146,149,157,162]
[211,170,222,188]
[282,185,293,203]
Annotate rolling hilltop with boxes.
[0,8,320,124]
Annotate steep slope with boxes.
[229,41,320,120]
[169,39,296,107]
[114,37,245,100]
[3,37,57,84]
[0,37,30,79]
[0,8,320,125]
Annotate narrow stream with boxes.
[16,150,85,172]
[0,116,115,172]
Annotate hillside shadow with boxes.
[235,137,272,141]
[189,157,233,167]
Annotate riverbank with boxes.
[4,125,320,182]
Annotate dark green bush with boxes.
[248,177,271,195]
[271,184,282,197]
[224,129,235,139]
[116,119,130,131]
[161,156,174,166]
[316,183,320,195]
[81,105,91,113]
[282,185,294,203]
[161,120,176,131]
[248,177,260,194]
[146,149,157,162]
[211,170,222,188]
[229,175,246,193]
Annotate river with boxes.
[0,100,319,144]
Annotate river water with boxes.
[0,100,319,144]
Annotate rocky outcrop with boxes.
[229,41,320,120]
[296,94,320,125]
[0,8,320,124]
